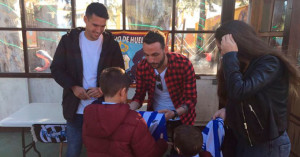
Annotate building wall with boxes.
[0,78,29,120]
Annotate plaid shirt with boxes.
[132,52,197,125]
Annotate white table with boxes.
[0,103,65,127]
[0,103,66,157]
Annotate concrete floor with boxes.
[0,130,86,157]
[0,130,172,157]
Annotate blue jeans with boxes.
[66,114,83,157]
[236,131,291,157]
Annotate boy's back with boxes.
[83,102,168,157]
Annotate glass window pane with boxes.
[271,0,287,31]
[0,31,24,72]
[234,0,250,23]
[260,0,287,32]
[167,34,172,51]
[126,0,172,30]
[176,0,222,31]
[0,0,21,27]
[76,0,122,29]
[27,31,66,73]
[174,33,218,75]
[269,36,283,50]
[25,0,72,28]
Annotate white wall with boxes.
[28,78,62,103]
[195,76,219,125]
[0,77,219,125]
[0,78,29,120]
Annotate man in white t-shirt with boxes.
[51,3,124,157]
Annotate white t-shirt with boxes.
[76,31,103,114]
[153,68,180,120]
[153,68,175,111]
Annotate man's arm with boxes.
[182,59,197,115]
[130,63,147,110]
[158,106,188,121]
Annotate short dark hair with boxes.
[85,2,109,19]
[174,125,203,157]
[143,29,166,49]
[99,67,131,97]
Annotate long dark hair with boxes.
[215,20,300,106]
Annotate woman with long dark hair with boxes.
[212,20,300,157]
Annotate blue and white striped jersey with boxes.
[202,118,225,157]
[138,111,168,141]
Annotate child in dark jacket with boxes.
[173,125,212,157]
[82,67,168,157]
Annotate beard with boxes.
[150,53,165,69]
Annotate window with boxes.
[174,0,222,74]
[126,0,172,30]
[174,33,218,75]
[0,0,21,28]
[260,0,287,32]
[24,0,72,28]
[0,30,24,72]
[250,0,288,50]
[176,0,222,31]
[0,0,293,77]
[234,0,250,23]
[27,31,65,73]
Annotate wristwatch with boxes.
[172,110,179,120]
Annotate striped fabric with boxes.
[31,124,67,143]
[138,111,168,141]
[202,118,225,157]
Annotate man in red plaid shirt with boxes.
[130,30,197,128]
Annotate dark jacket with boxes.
[223,52,289,145]
[50,27,124,121]
[82,103,168,157]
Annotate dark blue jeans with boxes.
[66,114,83,157]
[236,131,291,157]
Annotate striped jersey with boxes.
[138,111,168,141]
[202,118,225,157]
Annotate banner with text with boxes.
[112,31,169,83]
